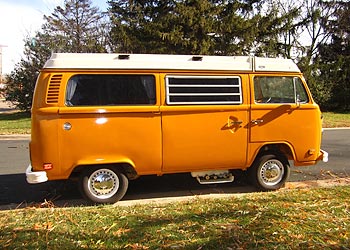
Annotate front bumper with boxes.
[26,164,48,184]
[320,149,329,163]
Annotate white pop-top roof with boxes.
[43,53,301,73]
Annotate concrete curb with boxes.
[323,127,350,130]
[0,134,30,140]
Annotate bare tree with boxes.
[301,0,336,65]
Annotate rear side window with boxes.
[66,75,156,106]
[166,76,242,105]
[254,76,309,104]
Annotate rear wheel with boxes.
[80,167,128,204]
[249,153,290,191]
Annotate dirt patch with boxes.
[284,177,350,189]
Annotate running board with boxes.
[191,170,234,185]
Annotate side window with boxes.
[166,76,242,105]
[254,76,309,104]
[66,75,156,106]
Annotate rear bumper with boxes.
[26,164,48,184]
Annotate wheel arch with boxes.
[69,162,139,181]
[250,143,295,166]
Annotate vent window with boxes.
[166,76,242,105]
[46,74,62,104]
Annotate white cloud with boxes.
[0,0,108,75]
[0,2,46,74]
[43,0,64,6]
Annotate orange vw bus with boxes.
[26,53,328,203]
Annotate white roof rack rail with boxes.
[43,53,300,73]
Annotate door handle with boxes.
[251,119,264,125]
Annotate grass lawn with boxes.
[0,185,349,249]
[322,112,350,128]
[0,111,349,134]
[0,112,31,134]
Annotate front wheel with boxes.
[248,153,290,191]
[80,167,128,204]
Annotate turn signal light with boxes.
[43,163,53,170]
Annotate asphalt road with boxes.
[0,129,349,209]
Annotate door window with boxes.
[254,76,309,104]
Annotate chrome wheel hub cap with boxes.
[88,169,119,199]
[260,160,284,186]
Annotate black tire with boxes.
[248,153,290,191]
[79,167,128,204]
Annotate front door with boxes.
[250,74,322,163]
[161,74,249,172]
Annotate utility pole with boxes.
[0,45,8,84]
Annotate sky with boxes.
[0,0,108,75]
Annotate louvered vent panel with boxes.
[46,74,62,104]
